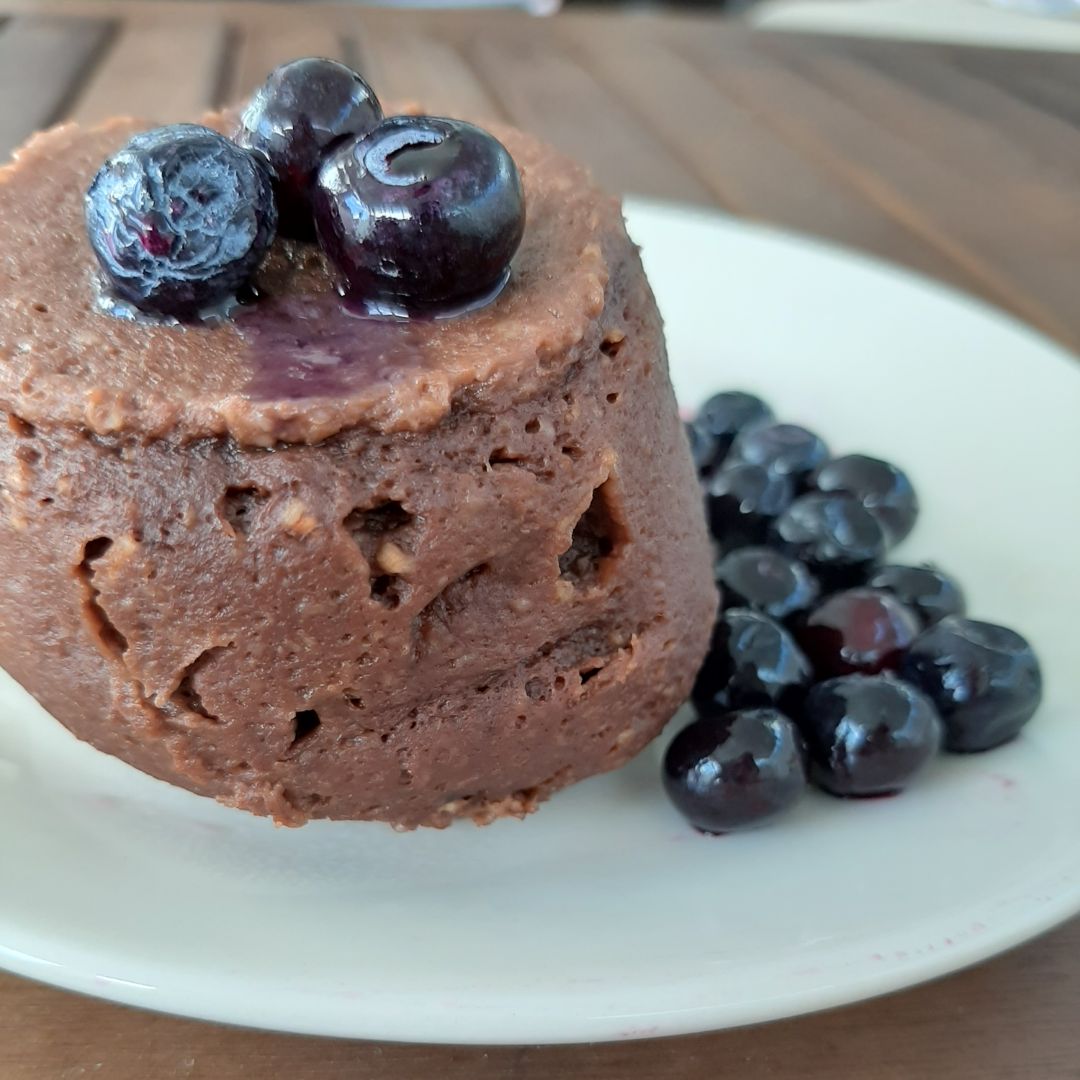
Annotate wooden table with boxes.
[1,4,1078,1076]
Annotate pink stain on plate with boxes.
[619,1025,661,1040]
[989,773,1017,791]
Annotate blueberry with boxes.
[800,675,942,798]
[867,564,966,628]
[235,58,383,238]
[705,464,794,549]
[663,708,807,833]
[811,454,918,546]
[715,546,820,622]
[685,420,716,476]
[900,617,1042,752]
[726,422,829,486]
[771,493,886,590]
[85,125,277,320]
[692,608,813,717]
[313,116,525,310]
[693,391,773,470]
[796,587,920,678]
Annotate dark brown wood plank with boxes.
[70,18,225,126]
[810,37,1080,188]
[222,17,344,105]
[944,45,1080,128]
[0,15,113,156]
[751,33,1080,343]
[349,19,504,123]
[673,28,1076,347]
[556,13,967,287]
[2,915,1078,1078]
[440,14,714,205]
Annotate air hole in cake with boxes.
[525,677,548,701]
[289,709,321,749]
[172,646,231,722]
[488,447,523,467]
[8,414,34,438]
[558,480,627,586]
[561,443,582,459]
[579,665,603,686]
[606,393,619,405]
[370,573,408,609]
[344,499,415,561]
[600,332,624,357]
[77,536,128,658]
[524,418,541,434]
[222,484,269,536]
[414,562,491,647]
[344,692,364,709]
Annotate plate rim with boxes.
[2,198,1078,1044]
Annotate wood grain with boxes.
[2,916,1079,1078]
[223,18,346,104]
[450,15,714,203]
[0,15,112,153]
[350,21,504,122]
[556,14,965,284]
[674,26,1077,344]
[70,19,225,126]
[0,6,1077,1076]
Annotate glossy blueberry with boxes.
[313,115,525,310]
[693,391,774,470]
[810,454,918,546]
[867,564,966,628]
[771,493,886,590]
[726,422,829,486]
[705,464,794,549]
[692,608,813,717]
[796,587,921,678]
[801,675,942,798]
[715,546,820,622]
[235,58,383,238]
[685,420,717,476]
[900,617,1042,752]
[85,124,277,319]
[663,708,807,833]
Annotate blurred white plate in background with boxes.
[753,0,1080,48]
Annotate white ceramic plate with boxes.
[2,200,1078,1045]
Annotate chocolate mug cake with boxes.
[0,59,715,827]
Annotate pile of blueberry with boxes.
[84,58,525,321]
[665,391,1043,834]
